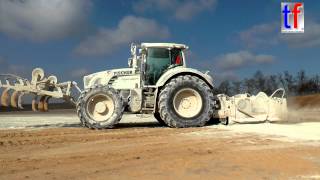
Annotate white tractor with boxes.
[77,43,215,128]
[76,43,287,129]
[0,43,287,129]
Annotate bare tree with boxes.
[244,78,256,94]
[217,80,232,96]
[231,81,242,95]
[296,70,307,95]
[216,70,318,97]
[253,71,266,93]
[264,75,279,95]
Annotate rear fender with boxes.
[155,67,214,89]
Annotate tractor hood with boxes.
[83,68,135,89]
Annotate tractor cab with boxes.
[140,43,188,85]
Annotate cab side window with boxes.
[171,48,183,66]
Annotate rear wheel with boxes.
[77,86,124,129]
[158,75,214,128]
[154,112,166,126]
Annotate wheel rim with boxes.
[173,88,203,118]
[86,94,115,122]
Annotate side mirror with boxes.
[139,49,146,55]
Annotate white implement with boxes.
[214,88,287,124]
[0,68,81,111]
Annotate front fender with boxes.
[84,71,113,89]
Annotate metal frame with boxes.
[0,68,81,111]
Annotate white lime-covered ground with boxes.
[0,110,156,129]
[0,109,320,142]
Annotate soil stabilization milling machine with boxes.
[0,43,288,129]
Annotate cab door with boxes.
[144,48,184,85]
[145,48,171,85]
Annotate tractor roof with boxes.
[141,43,188,50]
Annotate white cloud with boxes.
[175,0,217,21]
[74,15,170,56]
[0,57,5,64]
[215,51,275,71]
[133,0,171,12]
[280,20,320,47]
[70,68,90,78]
[0,0,91,42]
[133,0,217,21]
[0,57,30,77]
[238,20,320,48]
[238,22,279,48]
[214,71,239,82]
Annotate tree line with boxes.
[214,70,320,97]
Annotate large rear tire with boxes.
[77,86,124,129]
[158,75,214,128]
[154,112,166,126]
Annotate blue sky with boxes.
[0,0,319,85]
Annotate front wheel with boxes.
[77,86,124,129]
[158,75,214,128]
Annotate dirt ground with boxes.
[0,119,320,179]
[1,93,320,180]
[289,94,320,109]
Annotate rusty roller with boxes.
[10,90,19,108]
[38,96,47,112]
[17,92,24,109]
[32,96,38,112]
[1,88,10,107]
[43,96,51,112]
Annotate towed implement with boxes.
[214,88,287,124]
[0,43,287,129]
[0,68,80,112]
